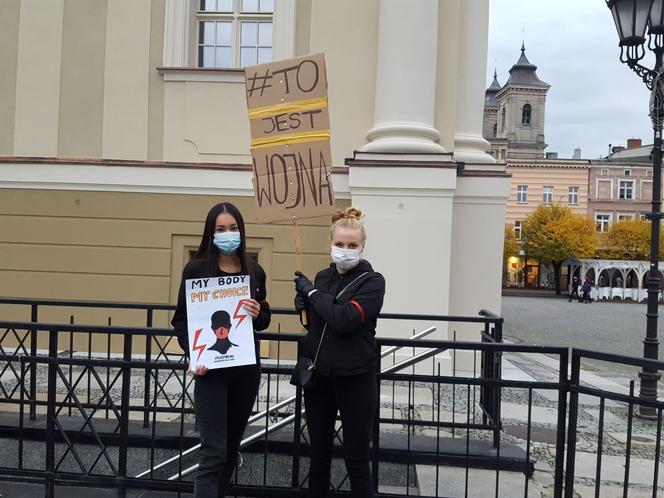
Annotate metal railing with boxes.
[5,299,662,496]
[146,325,440,482]
[0,299,512,497]
[564,349,664,498]
[0,321,541,498]
[0,298,505,432]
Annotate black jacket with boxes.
[172,259,271,355]
[301,260,385,376]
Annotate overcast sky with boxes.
[487,0,654,159]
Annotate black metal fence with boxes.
[0,299,662,497]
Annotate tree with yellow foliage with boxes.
[601,218,664,260]
[522,204,596,294]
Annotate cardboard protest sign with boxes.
[185,275,256,371]
[245,53,336,223]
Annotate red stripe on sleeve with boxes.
[349,300,365,322]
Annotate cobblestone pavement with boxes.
[502,296,664,362]
[498,297,664,497]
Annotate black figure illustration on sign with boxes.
[208,310,238,355]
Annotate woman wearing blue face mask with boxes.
[293,207,385,498]
[172,202,271,497]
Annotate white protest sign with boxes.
[185,275,256,371]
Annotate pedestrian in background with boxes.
[569,276,581,302]
[581,277,592,303]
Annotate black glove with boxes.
[294,293,307,312]
[294,271,315,296]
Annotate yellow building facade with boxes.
[0,1,510,366]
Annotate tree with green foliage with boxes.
[522,204,596,294]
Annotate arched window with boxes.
[492,123,497,137]
[501,107,506,131]
[522,104,532,125]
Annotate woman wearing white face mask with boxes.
[293,207,386,498]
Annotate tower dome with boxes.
[485,69,502,107]
[506,43,549,87]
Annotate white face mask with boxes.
[331,246,362,271]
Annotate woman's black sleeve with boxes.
[171,262,195,356]
[307,273,385,335]
[252,264,272,331]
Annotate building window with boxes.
[492,123,497,137]
[543,186,553,204]
[197,0,273,68]
[514,221,522,239]
[568,186,579,205]
[595,213,611,232]
[501,107,506,131]
[619,180,634,200]
[597,179,612,199]
[521,104,532,125]
[517,185,528,203]
[617,213,634,221]
[624,169,632,176]
[642,179,653,200]
[601,168,609,175]
[647,169,653,177]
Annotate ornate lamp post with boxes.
[606,0,664,417]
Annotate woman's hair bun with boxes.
[332,207,363,223]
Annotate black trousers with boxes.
[304,368,378,498]
[193,363,260,497]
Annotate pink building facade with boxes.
[588,160,655,232]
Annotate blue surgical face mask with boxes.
[213,231,241,254]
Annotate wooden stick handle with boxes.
[293,218,308,326]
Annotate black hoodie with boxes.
[301,259,386,376]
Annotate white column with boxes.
[453,0,495,164]
[272,0,296,61]
[163,0,192,67]
[13,0,64,157]
[360,0,445,153]
[448,173,510,371]
[349,160,457,374]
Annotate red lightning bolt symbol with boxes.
[233,300,249,327]
[192,328,207,361]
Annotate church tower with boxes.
[484,44,550,160]
[483,70,508,160]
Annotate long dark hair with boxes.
[195,202,256,293]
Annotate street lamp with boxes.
[606,0,664,417]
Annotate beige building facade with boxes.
[505,160,590,226]
[0,0,510,366]
[504,160,590,287]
